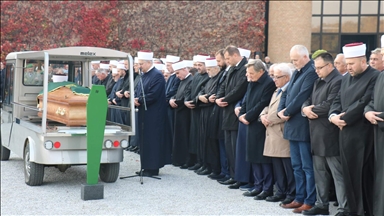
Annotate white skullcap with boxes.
[117,64,126,70]
[134,57,139,64]
[205,57,218,67]
[342,42,366,59]
[118,60,125,64]
[112,68,118,74]
[166,55,180,63]
[195,54,209,63]
[109,60,119,66]
[91,60,100,64]
[193,55,198,62]
[184,60,194,68]
[137,50,153,60]
[238,48,251,58]
[99,63,110,69]
[154,63,164,71]
[172,61,187,71]
[381,35,384,48]
[160,58,167,64]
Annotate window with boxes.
[342,1,359,14]
[341,16,358,33]
[360,16,378,32]
[361,0,378,14]
[3,64,14,106]
[323,0,340,14]
[312,17,321,32]
[322,16,339,33]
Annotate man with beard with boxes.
[364,35,384,216]
[185,54,210,171]
[301,52,347,215]
[208,49,230,180]
[195,57,223,176]
[134,50,168,177]
[215,45,248,188]
[164,55,181,166]
[169,61,193,167]
[329,42,379,216]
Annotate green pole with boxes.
[86,85,108,185]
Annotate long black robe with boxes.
[108,77,124,124]
[239,72,276,163]
[172,75,193,165]
[165,74,180,164]
[134,67,169,170]
[197,72,221,169]
[364,72,384,216]
[185,72,209,156]
[329,66,379,215]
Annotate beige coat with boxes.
[260,90,290,158]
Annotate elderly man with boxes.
[169,61,193,167]
[96,63,114,95]
[334,54,348,76]
[185,54,210,171]
[369,48,384,72]
[134,50,168,177]
[238,59,276,199]
[302,52,347,215]
[215,46,248,188]
[195,57,223,176]
[278,45,318,213]
[260,63,295,204]
[364,35,384,216]
[264,56,272,69]
[329,42,380,216]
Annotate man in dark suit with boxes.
[278,45,318,213]
[301,52,347,215]
[329,43,379,216]
[238,59,276,199]
[215,45,248,188]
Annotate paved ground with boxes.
[1,150,338,215]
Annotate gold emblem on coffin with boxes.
[37,87,88,126]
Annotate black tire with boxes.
[24,142,44,186]
[99,163,120,183]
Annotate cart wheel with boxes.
[0,131,10,161]
[24,142,44,186]
[99,163,120,183]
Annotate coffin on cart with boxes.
[37,82,90,126]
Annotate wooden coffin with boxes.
[37,87,88,126]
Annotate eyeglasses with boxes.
[273,75,286,80]
[315,63,329,71]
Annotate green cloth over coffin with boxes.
[38,81,90,97]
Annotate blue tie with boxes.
[277,89,282,96]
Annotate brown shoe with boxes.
[292,204,312,213]
[280,201,303,209]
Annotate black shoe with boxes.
[197,168,211,175]
[243,188,262,197]
[333,201,339,207]
[334,212,348,216]
[194,165,206,173]
[228,182,247,189]
[188,163,201,171]
[130,146,138,152]
[217,176,230,182]
[172,163,182,167]
[180,164,190,169]
[125,145,132,151]
[302,206,329,215]
[265,194,286,202]
[208,173,225,180]
[280,197,294,205]
[254,191,273,200]
[218,178,236,185]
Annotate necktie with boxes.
[277,89,282,96]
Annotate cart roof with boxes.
[6,47,130,61]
